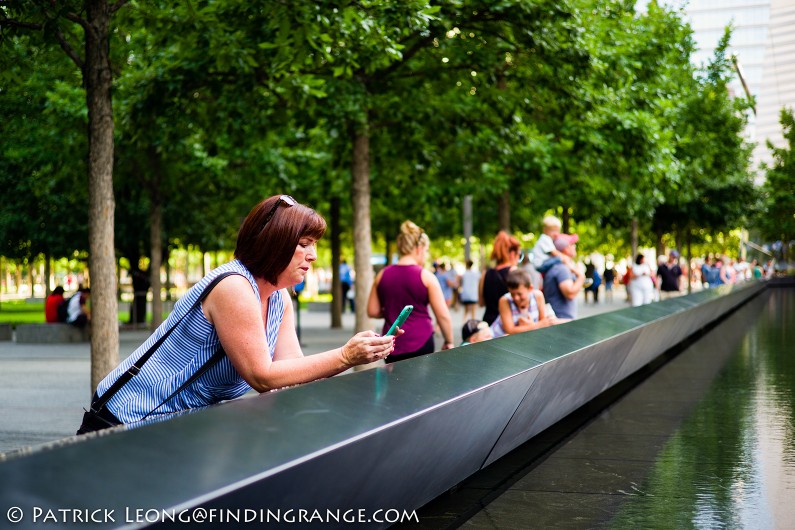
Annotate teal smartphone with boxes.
[386,305,413,336]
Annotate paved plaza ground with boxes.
[0,287,631,457]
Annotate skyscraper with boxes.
[679,0,795,174]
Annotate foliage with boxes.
[651,26,755,249]
[0,0,766,269]
[573,1,694,230]
[0,35,88,260]
[756,107,795,260]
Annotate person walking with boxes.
[629,254,655,307]
[657,251,683,299]
[701,256,714,289]
[339,259,354,313]
[368,220,455,363]
[434,261,455,308]
[459,260,481,322]
[603,258,616,302]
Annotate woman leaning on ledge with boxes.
[78,195,396,434]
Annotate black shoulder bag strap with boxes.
[90,271,241,415]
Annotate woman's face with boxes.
[414,243,428,265]
[276,237,317,287]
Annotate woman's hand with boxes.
[340,330,396,365]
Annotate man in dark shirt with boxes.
[657,251,683,299]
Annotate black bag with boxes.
[76,272,237,435]
[76,397,123,435]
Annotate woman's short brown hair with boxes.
[235,196,326,284]
[491,230,521,264]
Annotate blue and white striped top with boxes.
[98,260,285,424]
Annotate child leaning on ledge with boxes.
[491,268,557,338]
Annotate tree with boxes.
[652,26,755,286]
[566,1,693,255]
[2,0,130,390]
[757,107,795,264]
[315,1,588,329]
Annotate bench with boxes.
[14,323,89,343]
[0,324,11,341]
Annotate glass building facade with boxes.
[676,0,795,174]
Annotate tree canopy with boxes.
[1,0,782,315]
[756,107,795,262]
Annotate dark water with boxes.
[457,288,795,529]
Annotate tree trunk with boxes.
[130,264,147,326]
[184,247,191,288]
[352,123,373,333]
[147,147,164,329]
[28,262,35,297]
[149,200,163,329]
[498,191,511,232]
[85,0,119,391]
[116,259,122,301]
[330,196,342,329]
[562,206,570,234]
[687,230,693,294]
[782,235,789,266]
[15,264,22,294]
[165,247,172,302]
[463,195,473,262]
[44,254,51,296]
[655,230,665,260]
[630,218,639,259]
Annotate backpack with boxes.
[57,296,72,323]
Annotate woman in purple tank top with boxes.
[368,221,455,362]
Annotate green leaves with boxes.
[756,108,795,254]
[0,34,88,260]
[1,0,764,263]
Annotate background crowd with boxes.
[354,216,778,355]
[39,214,779,367]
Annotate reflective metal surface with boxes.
[463,284,795,529]
[484,283,766,466]
[0,282,766,528]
